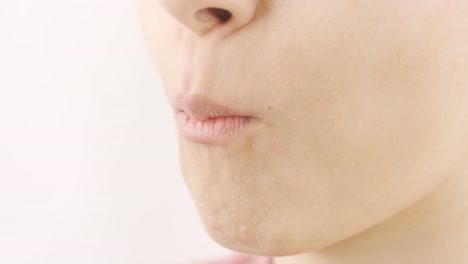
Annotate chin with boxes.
[204,225,285,256]
[196,206,327,257]
[203,224,322,257]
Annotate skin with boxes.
[137,0,468,263]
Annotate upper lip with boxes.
[175,94,252,120]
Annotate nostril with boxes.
[196,7,232,23]
[208,8,232,23]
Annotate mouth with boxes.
[176,112,255,144]
[174,94,257,144]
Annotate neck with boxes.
[274,158,468,264]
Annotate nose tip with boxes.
[158,0,259,38]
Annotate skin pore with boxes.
[137,0,468,263]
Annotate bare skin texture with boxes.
[137,0,468,263]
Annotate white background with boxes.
[0,1,232,263]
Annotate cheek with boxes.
[278,0,468,179]
[252,1,468,250]
[368,3,468,166]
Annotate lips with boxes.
[174,94,257,144]
[175,93,252,120]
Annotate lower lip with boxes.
[176,112,254,144]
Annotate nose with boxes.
[158,0,259,38]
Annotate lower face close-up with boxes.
[138,0,468,256]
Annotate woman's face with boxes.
[138,0,468,255]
